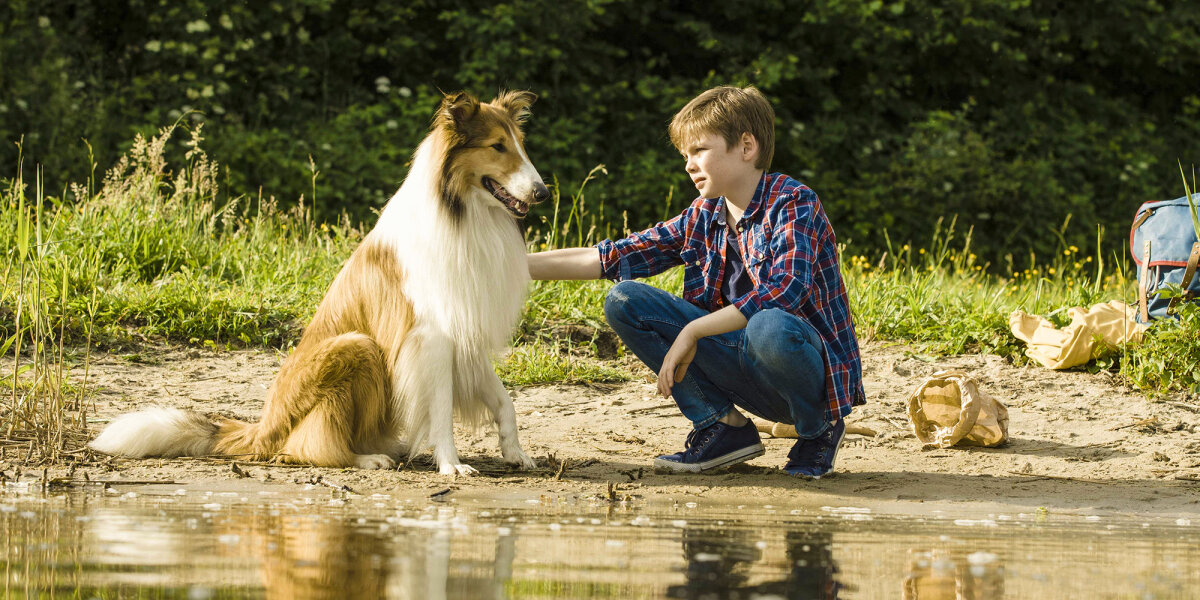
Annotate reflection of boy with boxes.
[527,86,865,477]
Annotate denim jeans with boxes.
[604,280,829,438]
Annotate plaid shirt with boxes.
[596,173,866,421]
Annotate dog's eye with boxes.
[491,143,506,153]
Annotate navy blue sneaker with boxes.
[653,420,765,473]
[784,419,845,479]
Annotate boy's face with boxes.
[681,131,760,200]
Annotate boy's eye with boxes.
[491,143,506,153]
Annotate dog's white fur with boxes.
[91,91,546,476]
[382,95,541,475]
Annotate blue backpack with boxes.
[1130,194,1200,324]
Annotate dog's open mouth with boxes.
[482,177,530,217]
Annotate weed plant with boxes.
[1,127,1196,465]
[844,216,1129,358]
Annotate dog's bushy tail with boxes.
[90,408,255,458]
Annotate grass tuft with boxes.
[2,127,1198,465]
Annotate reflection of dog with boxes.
[224,508,518,600]
[91,91,548,475]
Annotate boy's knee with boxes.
[603,280,645,324]
[746,309,814,362]
[746,308,790,339]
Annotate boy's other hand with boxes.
[658,328,698,397]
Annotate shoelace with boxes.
[683,425,720,457]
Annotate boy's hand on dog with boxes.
[658,329,698,397]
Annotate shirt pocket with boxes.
[679,248,705,302]
[744,246,769,285]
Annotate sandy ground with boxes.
[59,341,1200,517]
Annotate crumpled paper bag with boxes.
[907,370,1008,448]
[1009,300,1145,370]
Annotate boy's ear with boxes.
[740,132,760,163]
[437,91,480,129]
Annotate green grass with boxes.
[844,216,1129,358]
[2,124,1197,465]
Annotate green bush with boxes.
[2,0,1198,264]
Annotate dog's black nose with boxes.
[533,183,551,204]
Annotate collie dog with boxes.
[91,91,549,476]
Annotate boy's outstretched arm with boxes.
[527,247,602,280]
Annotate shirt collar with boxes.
[715,173,770,226]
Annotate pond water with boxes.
[2,482,1198,599]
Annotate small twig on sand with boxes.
[49,479,178,487]
[629,403,676,415]
[1006,470,1116,485]
[318,476,354,493]
[554,459,567,481]
[1111,416,1160,431]
[1163,401,1200,414]
[881,415,907,431]
[175,455,311,469]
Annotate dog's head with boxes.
[434,90,550,219]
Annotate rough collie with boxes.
[91,90,549,476]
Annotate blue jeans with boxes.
[604,280,830,438]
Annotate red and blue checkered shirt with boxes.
[596,172,866,421]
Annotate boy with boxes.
[527,86,865,477]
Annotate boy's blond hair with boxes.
[669,85,775,170]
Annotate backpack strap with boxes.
[1168,241,1200,314]
[1138,240,1151,322]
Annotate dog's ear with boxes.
[438,91,480,129]
[494,90,537,126]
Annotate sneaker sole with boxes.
[653,443,766,473]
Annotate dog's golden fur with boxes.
[91,91,547,474]
[211,238,410,467]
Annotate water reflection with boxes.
[248,513,389,599]
[902,548,1004,600]
[1,490,1197,598]
[231,506,516,600]
[669,527,843,599]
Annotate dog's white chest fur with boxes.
[375,171,529,355]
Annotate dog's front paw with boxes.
[439,462,480,477]
[355,454,396,470]
[503,448,537,470]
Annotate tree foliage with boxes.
[2,0,1198,261]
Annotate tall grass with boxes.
[1,154,92,462]
[1,127,1194,465]
[845,216,1129,358]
